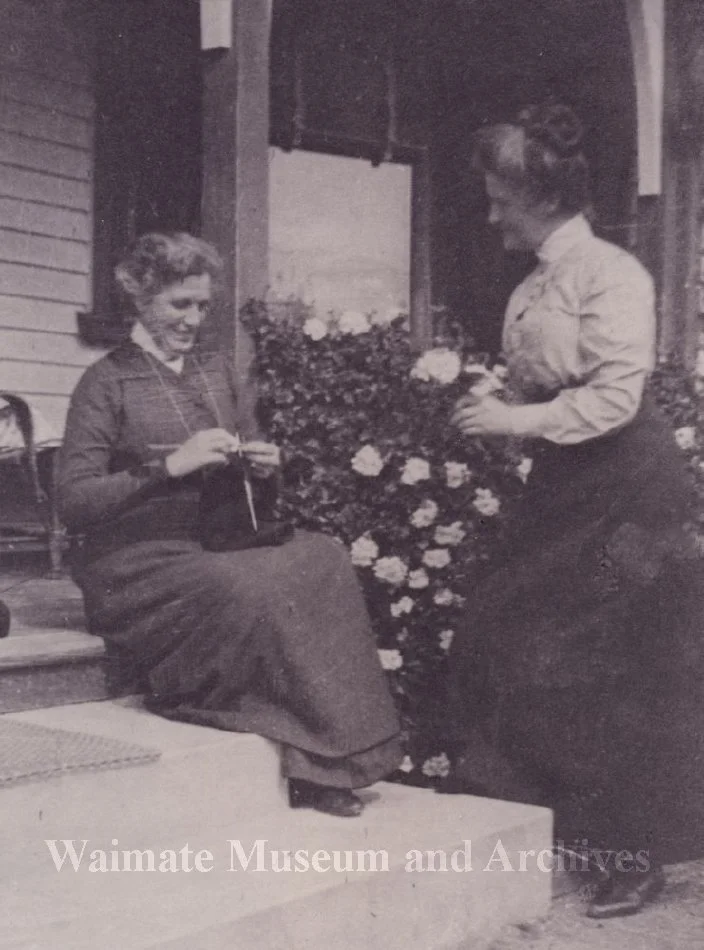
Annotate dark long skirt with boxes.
[446,396,704,862]
[74,530,402,788]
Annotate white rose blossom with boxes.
[410,499,439,529]
[516,457,533,484]
[399,755,414,773]
[433,588,455,607]
[407,568,430,589]
[444,462,471,489]
[350,536,379,567]
[439,629,455,651]
[463,363,506,397]
[433,522,466,546]
[373,556,408,586]
[351,444,384,477]
[674,427,697,452]
[423,548,452,569]
[695,348,704,378]
[401,457,431,485]
[421,752,451,778]
[338,310,370,336]
[378,648,403,671]
[302,317,327,341]
[471,377,504,398]
[411,348,462,385]
[473,487,501,517]
[390,596,415,617]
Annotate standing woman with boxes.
[59,232,402,817]
[446,104,703,916]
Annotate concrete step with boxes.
[0,630,125,712]
[3,699,553,950]
[0,698,288,843]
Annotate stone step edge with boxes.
[0,630,106,671]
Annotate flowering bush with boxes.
[650,359,704,531]
[243,302,704,784]
[242,301,526,783]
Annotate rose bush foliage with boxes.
[651,359,704,532]
[242,301,704,785]
[242,301,526,783]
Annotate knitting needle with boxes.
[243,469,259,532]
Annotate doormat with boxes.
[0,717,161,788]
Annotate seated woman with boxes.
[58,232,402,817]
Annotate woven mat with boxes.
[0,718,161,788]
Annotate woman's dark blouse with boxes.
[58,342,258,553]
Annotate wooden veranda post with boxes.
[658,0,704,368]
[200,0,272,407]
[410,150,433,352]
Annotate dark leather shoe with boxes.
[586,867,665,919]
[288,779,364,818]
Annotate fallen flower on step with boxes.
[422,753,451,778]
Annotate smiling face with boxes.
[485,172,555,253]
[136,274,212,358]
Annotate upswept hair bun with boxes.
[517,103,584,159]
[474,102,591,215]
[115,232,223,304]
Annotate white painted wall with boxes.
[0,0,100,434]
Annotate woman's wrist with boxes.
[164,452,180,478]
[130,458,172,483]
[507,403,552,438]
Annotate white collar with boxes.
[537,213,593,265]
[130,321,185,374]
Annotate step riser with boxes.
[0,660,112,712]
[174,827,551,950]
[7,813,551,950]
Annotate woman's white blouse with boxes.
[502,214,656,445]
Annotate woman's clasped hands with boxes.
[164,429,281,478]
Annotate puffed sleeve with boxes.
[510,252,656,444]
[57,360,168,530]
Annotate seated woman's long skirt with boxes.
[446,396,704,863]
[74,530,402,787]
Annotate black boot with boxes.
[288,779,364,818]
[587,866,666,919]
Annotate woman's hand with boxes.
[165,428,241,478]
[241,441,281,478]
[451,393,515,437]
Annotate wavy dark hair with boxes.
[473,103,591,215]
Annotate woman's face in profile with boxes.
[137,274,212,358]
[485,173,547,253]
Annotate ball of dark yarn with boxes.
[518,103,584,158]
[0,599,10,638]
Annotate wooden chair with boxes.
[0,394,65,576]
